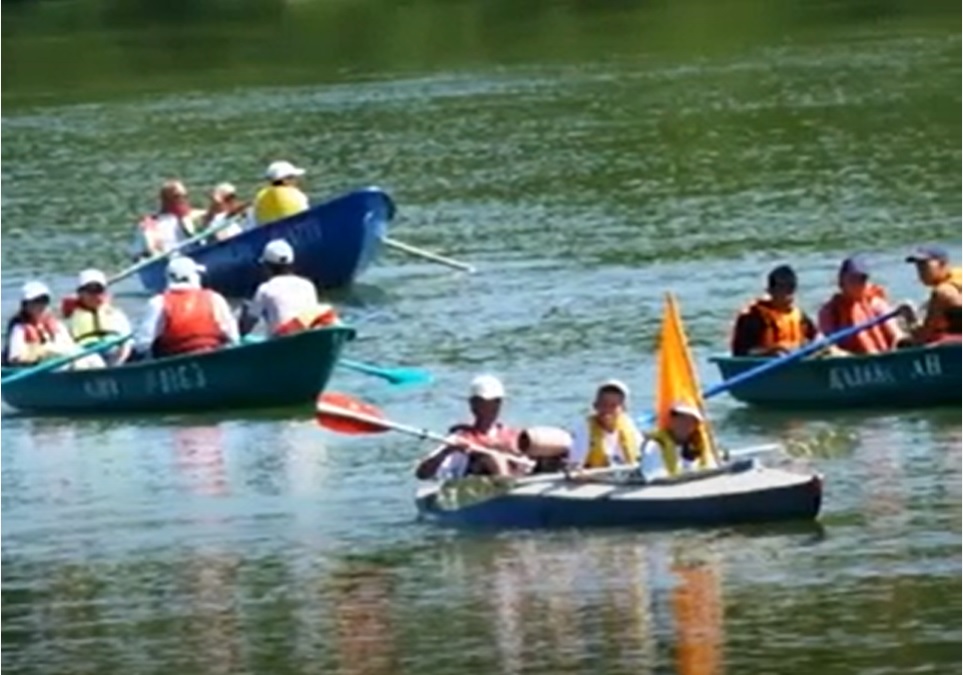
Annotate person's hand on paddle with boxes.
[896,301,919,327]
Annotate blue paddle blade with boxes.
[380,367,433,387]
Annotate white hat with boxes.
[670,402,705,422]
[213,182,237,197]
[598,379,630,399]
[260,239,295,265]
[469,374,505,400]
[77,268,108,289]
[166,256,206,282]
[265,160,306,182]
[21,281,51,302]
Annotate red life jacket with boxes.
[153,288,226,357]
[273,304,339,337]
[2,314,60,364]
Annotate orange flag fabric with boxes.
[655,293,718,462]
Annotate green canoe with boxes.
[1,326,355,415]
[710,342,961,410]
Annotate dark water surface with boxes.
[2,0,960,673]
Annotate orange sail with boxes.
[655,292,718,462]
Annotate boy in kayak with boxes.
[414,375,525,480]
[730,265,820,357]
[238,239,338,336]
[567,379,641,469]
[638,402,717,481]
[898,245,962,345]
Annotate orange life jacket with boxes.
[153,289,226,357]
[823,283,893,354]
[2,314,60,364]
[273,304,339,337]
[926,267,963,341]
[734,298,806,352]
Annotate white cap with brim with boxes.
[470,374,505,400]
[260,239,295,265]
[213,182,237,197]
[21,281,52,302]
[670,402,705,422]
[598,378,630,399]
[166,256,206,283]
[77,268,108,289]
[265,160,306,182]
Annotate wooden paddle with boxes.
[1,333,131,386]
[314,392,535,470]
[381,236,476,273]
[106,217,238,287]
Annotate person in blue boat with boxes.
[730,265,820,357]
[415,375,525,480]
[198,182,249,241]
[134,257,239,359]
[61,269,133,365]
[253,161,310,226]
[239,239,338,337]
[134,180,205,258]
[567,380,641,469]
[639,402,718,481]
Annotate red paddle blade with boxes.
[315,392,389,435]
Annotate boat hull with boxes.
[416,461,822,530]
[710,343,961,409]
[1,327,355,415]
[137,188,394,297]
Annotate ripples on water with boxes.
[2,2,961,673]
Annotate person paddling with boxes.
[3,281,102,369]
[817,255,902,354]
[133,257,239,359]
[639,402,717,481]
[414,375,523,480]
[730,265,820,357]
[134,180,205,258]
[898,245,962,345]
[567,380,641,469]
[239,239,338,337]
[61,269,133,365]
[199,182,248,241]
[253,161,310,226]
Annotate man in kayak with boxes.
[253,160,310,226]
[414,375,524,480]
[133,257,239,358]
[61,269,133,365]
[638,402,717,481]
[567,379,641,469]
[134,180,205,257]
[239,239,338,337]
[817,255,902,354]
[3,281,103,369]
[898,245,962,345]
[730,265,820,356]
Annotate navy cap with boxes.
[767,264,797,289]
[839,255,870,277]
[905,244,949,264]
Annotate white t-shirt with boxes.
[569,416,642,468]
[134,213,200,256]
[248,274,320,333]
[638,437,718,481]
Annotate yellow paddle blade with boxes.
[655,292,718,459]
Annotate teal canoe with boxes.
[1,326,355,415]
[710,342,961,410]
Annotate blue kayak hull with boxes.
[137,187,395,297]
[416,461,822,530]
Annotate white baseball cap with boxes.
[598,378,630,399]
[265,160,306,182]
[213,182,237,198]
[166,256,206,282]
[77,268,108,289]
[21,280,51,302]
[469,374,505,400]
[670,401,705,422]
[260,239,295,265]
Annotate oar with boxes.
[381,236,476,273]
[106,217,237,287]
[1,334,130,386]
[315,392,535,470]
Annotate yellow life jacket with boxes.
[644,429,713,476]
[584,413,638,468]
[253,185,308,225]
[67,305,124,345]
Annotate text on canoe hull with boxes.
[828,353,945,390]
[82,363,208,400]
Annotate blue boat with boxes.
[137,187,395,297]
[416,459,822,529]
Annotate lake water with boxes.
[2,0,960,672]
